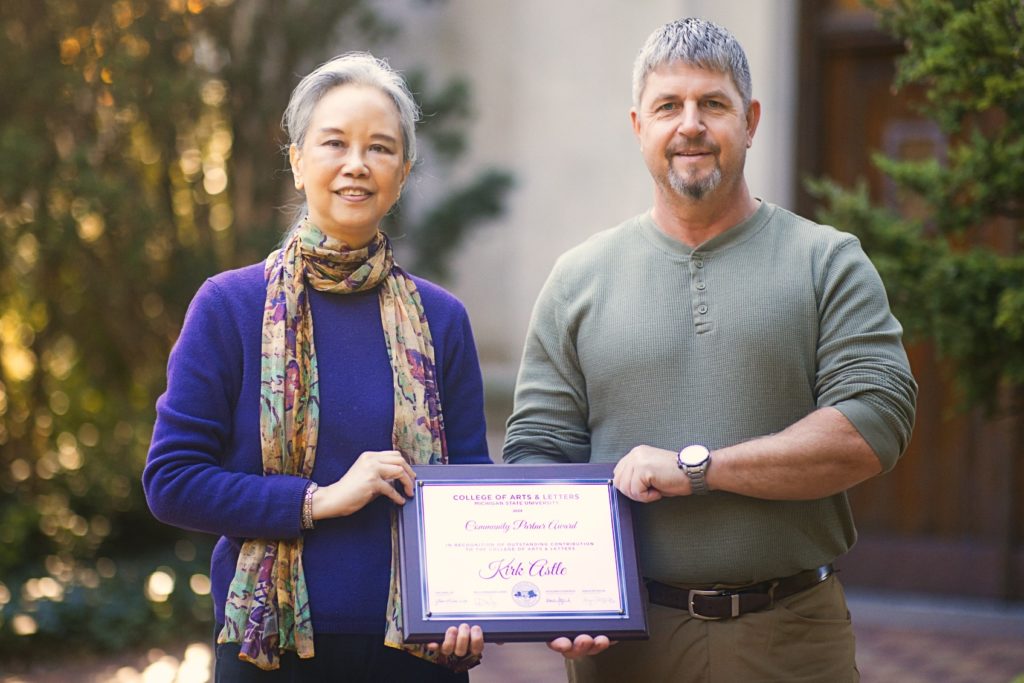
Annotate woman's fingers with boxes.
[469,625,484,656]
[434,623,481,657]
[364,450,416,494]
[367,452,415,503]
[317,450,417,518]
[453,623,471,656]
[376,471,412,506]
[428,625,458,655]
[384,460,417,498]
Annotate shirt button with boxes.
[697,304,708,315]
[694,259,704,268]
[696,282,707,290]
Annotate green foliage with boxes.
[0,543,211,658]
[809,0,1024,411]
[0,0,221,607]
[390,70,515,280]
[0,0,510,658]
[408,71,475,164]
[397,168,515,281]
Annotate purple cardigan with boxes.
[143,262,490,634]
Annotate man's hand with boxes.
[613,445,690,502]
[547,634,613,659]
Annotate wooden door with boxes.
[796,0,1024,599]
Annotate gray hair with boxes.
[631,18,752,111]
[282,51,420,165]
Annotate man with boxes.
[503,17,917,682]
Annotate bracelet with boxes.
[302,481,318,530]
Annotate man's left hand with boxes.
[613,445,689,502]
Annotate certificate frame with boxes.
[397,462,648,643]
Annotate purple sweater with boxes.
[143,262,490,634]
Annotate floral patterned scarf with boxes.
[216,219,474,671]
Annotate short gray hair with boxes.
[631,18,752,111]
[282,52,420,165]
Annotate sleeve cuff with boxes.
[832,399,902,472]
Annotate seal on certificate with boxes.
[511,581,541,607]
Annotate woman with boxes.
[143,53,489,681]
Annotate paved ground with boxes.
[845,589,1024,683]
[3,589,1023,682]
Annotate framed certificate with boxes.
[397,463,648,643]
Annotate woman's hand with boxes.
[547,634,613,659]
[311,450,416,520]
[427,623,485,658]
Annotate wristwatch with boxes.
[677,444,711,495]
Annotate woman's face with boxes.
[290,84,410,247]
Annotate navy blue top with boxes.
[143,262,490,634]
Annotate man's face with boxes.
[631,63,759,203]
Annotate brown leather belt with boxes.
[645,564,834,620]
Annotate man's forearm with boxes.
[707,407,881,500]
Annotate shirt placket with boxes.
[691,253,713,334]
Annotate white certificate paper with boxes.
[418,482,623,616]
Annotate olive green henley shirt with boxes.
[503,200,917,585]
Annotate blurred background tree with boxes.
[808,0,1023,413]
[0,0,511,660]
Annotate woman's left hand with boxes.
[427,623,485,658]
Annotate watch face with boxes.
[678,445,710,466]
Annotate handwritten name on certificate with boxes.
[418,483,622,615]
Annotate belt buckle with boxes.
[687,588,738,620]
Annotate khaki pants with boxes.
[566,574,858,683]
